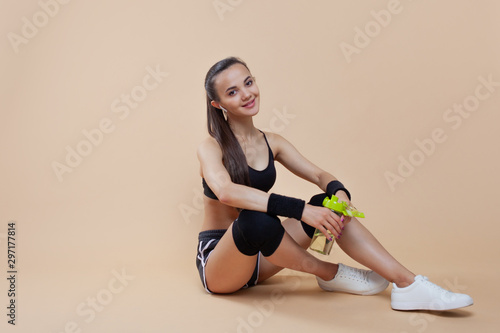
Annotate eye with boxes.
[245,79,253,86]
[228,90,237,96]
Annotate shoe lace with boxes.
[420,276,453,296]
[342,265,370,282]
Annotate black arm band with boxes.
[326,180,351,200]
[267,193,305,220]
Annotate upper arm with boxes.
[269,132,325,186]
[196,137,269,210]
[196,137,233,199]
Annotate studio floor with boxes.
[5,240,497,333]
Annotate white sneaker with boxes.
[391,275,473,311]
[316,263,389,295]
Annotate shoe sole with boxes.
[391,300,474,311]
[321,280,390,295]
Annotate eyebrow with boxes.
[225,76,252,93]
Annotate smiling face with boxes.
[211,63,260,119]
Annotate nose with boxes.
[241,88,252,100]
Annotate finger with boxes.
[329,210,342,223]
[329,212,345,230]
[326,215,343,238]
[340,215,346,228]
[342,216,352,226]
[318,225,335,241]
[318,217,339,239]
[323,220,340,240]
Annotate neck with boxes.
[228,116,258,140]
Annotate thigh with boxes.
[204,222,259,294]
[258,218,312,282]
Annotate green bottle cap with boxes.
[322,195,365,218]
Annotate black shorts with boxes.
[196,229,260,294]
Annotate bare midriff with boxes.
[200,196,239,232]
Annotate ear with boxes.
[210,100,220,109]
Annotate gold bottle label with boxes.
[309,211,341,255]
[309,229,334,255]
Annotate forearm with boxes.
[317,171,337,192]
[218,183,270,212]
[317,171,351,200]
[219,184,305,221]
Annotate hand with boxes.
[301,204,344,240]
[335,190,352,224]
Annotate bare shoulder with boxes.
[261,131,290,153]
[261,130,287,144]
[197,136,222,161]
[197,136,219,150]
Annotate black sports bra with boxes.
[202,131,276,200]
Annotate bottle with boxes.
[309,195,365,255]
[309,214,339,255]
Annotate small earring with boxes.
[220,106,228,121]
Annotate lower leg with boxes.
[265,232,338,281]
[336,218,415,287]
[260,218,392,296]
[267,228,390,296]
[258,218,320,281]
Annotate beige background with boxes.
[1,0,499,332]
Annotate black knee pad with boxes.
[300,193,329,239]
[308,193,328,207]
[232,210,285,257]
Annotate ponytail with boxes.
[204,57,250,186]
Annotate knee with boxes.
[232,210,285,257]
[300,193,329,239]
[308,193,328,207]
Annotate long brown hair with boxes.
[204,57,251,186]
